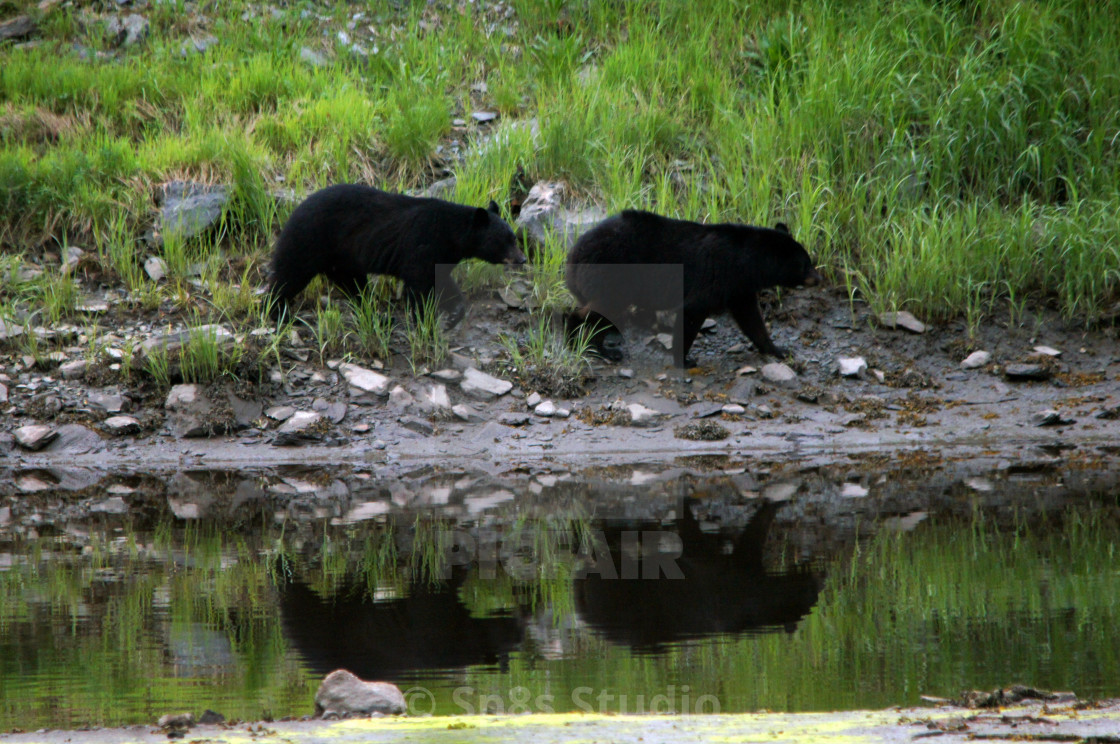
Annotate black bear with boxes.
[565,210,821,367]
[267,184,526,323]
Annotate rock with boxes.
[106,13,149,47]
[314,669,405,718]
[180,33,218,56]
[13,425,57,451]
[165,383,204,411]
[429,368,461,383]
[654,333,673,350]
[424,384,452,411]
[554,407,571,419]
[618,368,634,379]
[143,256,167,281]
[44,424,103,454]
[1005,363,1051,382]
[960,350,991,369]
[299,46,327,67]
[340,363,391,399]
[838,357,867,378]
[762,481,799,502]
[1031,409,1072,427]
[514,182,606,250]
[227,392,264,427]
[761,362,797,386]
[103,415,141,435]
[700,318,718,333]
[59,359,87,379]
[626,403,663,426]
[499,412,531,427]
[399,416,434,435]
[266,405,296,421]
[157,713,194,730]
[0,15,37,42]
[460,367,513,400]
[388,385,415,411]
[273,411,325,446]
[526,392,542,408]
[452,404,485,423]
[60,246,83,273]
[534,400,556,417]
[155,181,228,243]
[675,420,730,440]
[1033,345,1062,357]
[840,482,869,498]
[721,404,745,416]
[198,710,225,725]
[879,310,927,333]
[89,391,126,414]
[735,365,758,376]
[471,110,498,123]
[727,379,755,404]
[0,382,7,403]
[419,178,456,200]
[91,496,129,514]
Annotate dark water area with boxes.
[2,454,1119,729]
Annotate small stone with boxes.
[554,408,570,419]
[89,392,126,414]
[165,384,203,411]
[0,382,7,403]
[0,15,37,42]
[14,425,58,451]
[526,392,542,408]
[59,359,88,379]
[399,416,434,435]
[106,14,149,47]
[840,482,869,498]
[452,404,485,423]
[273,411,324,446]
[266,405,296,421]
[424,384,452,411]
[471,110,498,123]
[91,496,129,514]
[340,363,391,398]
[157,713,194,730]
[870,369,886,383]
[735,365,758,376]
[700,318,718,333]
[879,310,927,333]
[762,482,799,501]
[654,333,673,350]
[498,412,531,427]
[388,385,415,411]
[1031,409,1072,427]
[721,404,745,416]
[460,367,513,400]
[300,47,327,66]
[429,368,461,382]
[960,350,991,369]
[1005,364,1051,382]
[627,403,663,426]
[618,368,634,379]
[198,710,225,725]
[1032,345,1062,357]
[144,256,167,281]
[102,415,141,435]
[534,400,556,417]
[838,357,867,378]
[761,362,797,385]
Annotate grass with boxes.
[499,309,593,397]
[1,0,1119,381]
[403,293,449,372]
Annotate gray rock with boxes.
[460,367,513,400]
[0,382,7,403]
[424,384,452,412]
[498,412,531,427]
[526,392,542,408]
[1032,409,1072,427]
[60,245,83,274]
[618,368,634,379]
[452,404,485,423]
[312,398,347,424]
[103,415,141,436]
[273,411,324,446]
[471,110,498,123]
[14,424,57,451]
[340,363,391,399]
[1005,363,1051,382]
[838,357,867,378]
[727,379,755,404]
[226,392,264,428]
[0,15,36,42]
[44,424,103,454]
[157,713,194,730]
[514,182,606,251]
[314,669,405,718]
[388,385,415,411]
[106,13,149,47]
[429,368,461,382]
[155,181,228,243]
[960,350,991,369]
[59,359,87,380]
[534,400,556,417]
[165,384,204,411]
[89,391,126,414]
[879,310,927,333]
[300,46,327,67]
[399,416,434,435]
[266,405,296,421]
[419,178,457,200]
[761,362,798,386]
[180,33,218,56]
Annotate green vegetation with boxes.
[1,0,1119,374]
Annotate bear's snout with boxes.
[505,251,528,266]
[803,268,823,287]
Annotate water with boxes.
[2,457,1119,729]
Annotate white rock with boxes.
[59,359,88,380]
[314,669,406,717]
[91,496,129,514]
[144,256,167,282]
[0,382,7,403]
[278,411,322,434]
[265,405,296,421]
[460,367,513,400]
[429,368,461,382]
[554,407,571,419]
[879,310,927,333]
[452,404,485,423]
[840,482,869,498]
[736,365,757,376]
[14,425,57,451]
[425,384,451,411]
[721,404,745,415]
[838,357,867,378]
[761,362,797,385]
[102,415,141,435]
[655,333,673,350]
[627,403,663,426]
[534,400,556,417]
[762,482,799,502]
[165,384,203,411]
[339,363,390,398]
[1033,345,1062,357]
[960,350,991,369]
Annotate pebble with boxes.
[879,310,927,333]
[838,357,867,378]
[960,350,991,369]
[1005,363,1051,382]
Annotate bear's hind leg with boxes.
[729,294,785,358]
[675,310,706,368]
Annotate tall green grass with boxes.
[1,0,1117,338]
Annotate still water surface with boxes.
[1,460,1118,729]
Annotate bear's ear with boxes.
[775,222,791,235]
[473,206,492,230]
[487,199,501,215]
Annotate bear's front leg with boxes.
[729,294,785,358]
[675,309,707,368]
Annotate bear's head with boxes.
[470,201,527,266]
[772,223,822,288]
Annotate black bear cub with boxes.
[267,184,526,323]
[565,210,821,367]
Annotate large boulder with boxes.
[314,670,406,718]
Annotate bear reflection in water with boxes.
[278,500,821,678]
[573,499,822,650]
